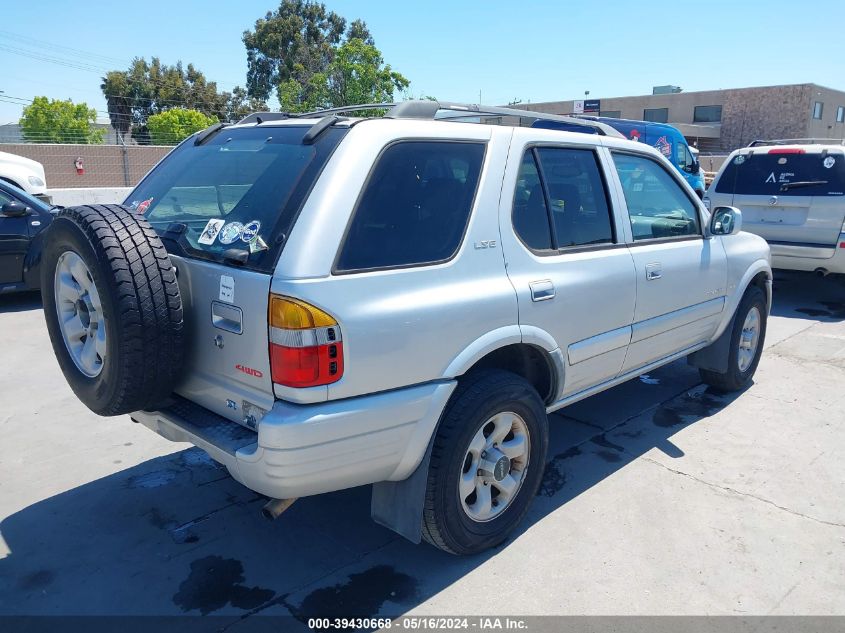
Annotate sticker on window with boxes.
[198,218,225,245]
[219,275,235,303]
[218,222,244,245]
[734,155,746,165]
[136,197,154,214]
[241,220,261,243]
[248,235,269,254]
[824,156,836,169]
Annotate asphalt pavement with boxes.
[0,271,843,626]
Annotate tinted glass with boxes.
[693,105,722,123]
[837,106,845,123]
[512,151,553,250]
[643,108,668,123]
[130,125,347,272]
[613,153,701,240]
[813,102,824,119]
[536,147,614,247]
[714,151,845,197]
[336,141,485,272]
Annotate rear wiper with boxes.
[780,180,827,191]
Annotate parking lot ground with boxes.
[0,271,843,624]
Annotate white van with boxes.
[0,150,48,200]
[705,141,845,276]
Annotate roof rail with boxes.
[748,138,845,147]
[237,100,622,137]
[237,112,291,125]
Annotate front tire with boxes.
[699,285,767,392]
[422,370,549,555]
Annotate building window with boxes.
[813,101,824,119]
[600,110,622,118]
[837,106,845,123]
[643,108,668,123]
[693,105,722,123]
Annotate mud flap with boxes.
[370,441,434,544]
[687,309,738,373]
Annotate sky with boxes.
[1,0,844,125]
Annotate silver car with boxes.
[40,101,772,554]
[705,140,845,276]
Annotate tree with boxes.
[20,97,104,144]
[147,109,218,145]
[294,38,408,113]
[101,58,263,143]
[244,0,390,109]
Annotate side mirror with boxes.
[1,201,30,218]
[710,206,743,236]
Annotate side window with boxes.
[512,151,552,250]
[675,143,693,171]
[612,152,701,241]
[0,190,15,206]
[536,147,614,247]
[335,141,485,272]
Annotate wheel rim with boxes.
[459,411,530,523]
[54,251,106,378]
[737,306,761,373]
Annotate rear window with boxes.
[128,125,347,272]
[715,151,845,197]
[334,141,485,272]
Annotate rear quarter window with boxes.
[715,151,845,197]
[334,141,485,273]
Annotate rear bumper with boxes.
[132,381,455,499]
[770,236,845,274]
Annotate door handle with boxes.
[645,263,662,281]
[530,279,555,302]
[211,300,243,334]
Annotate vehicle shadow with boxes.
[0,291,41,314]
[770,270,845,322]
[0,359,741,623]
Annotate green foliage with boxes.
[101,58,266,143]
[289,38,409,113]
[243,1,406,111]
[19,97,104,144]
[147,109,218,145]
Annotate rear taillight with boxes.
[269,296,343,388]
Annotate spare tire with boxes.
[41,204,184,416]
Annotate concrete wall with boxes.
[46,187,133,207]
[0,143,171,189]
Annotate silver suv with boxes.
[705,140,845,276]
[40,101,772,554]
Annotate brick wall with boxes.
[0,144,172,188]
[718,84,812,150]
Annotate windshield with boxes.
[127,125,347,272]
[715,151,845,197]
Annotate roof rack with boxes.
[236,100,622,137]
[748,138,845,147]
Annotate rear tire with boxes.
[422,370,549,555]
[699,285,767,392]
[41,204,184,416]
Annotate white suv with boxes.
[705,140,845,276]
[40,101,772,554]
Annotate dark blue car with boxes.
[0,180,58,294]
